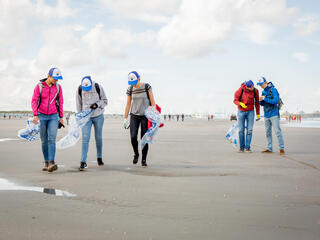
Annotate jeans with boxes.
[130,114,149,160]
[265,116,284,151]
[81,114,104,163]
[39,113,58,162]
[238,110,254,150]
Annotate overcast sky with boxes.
[0,0,319,114]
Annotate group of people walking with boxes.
[31,68,154,172]
[31,68,285,173]
[233,77,285,154]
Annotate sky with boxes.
[0,0,319,115]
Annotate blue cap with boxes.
[48,67,63,80]
[244,80,254,88]
[128,71,139,85]
[81,76,92,91]
[257,77,267,86]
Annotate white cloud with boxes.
[99,0,181,23]
[0,0,76,57]
[292,52,309,62]
[157,0,298,58]
[294,16,320,36]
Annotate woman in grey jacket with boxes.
[76,76,108,171]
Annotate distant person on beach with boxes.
[234,80,260,153]
[182,114,184,122]
[31,68,64,172]
[257,77,285,155]
[177,114,179,121]
[66,113,70,125]
[76,76,108,171]
[169,114,171,120]
[123,71,156,167]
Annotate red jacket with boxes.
[31,81,64,118]
[234,83,260,115]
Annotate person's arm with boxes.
[76,87,82,113]
[58,85,64,119]
[233,89,241,106]
[124,95,131,119]
[254,88,260,115]
[97,84,108,109]
[31,85,40,124]
[264,88,279,105]
[148,89,156,107]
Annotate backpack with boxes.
[78,83,101,101]
[269,87,283,110]
[37,78,61,117]
[129,83,151,106]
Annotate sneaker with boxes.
[245,148,252,153]
[42,162,49,171]
[97,158,104,166]
[133,154,139,165]
[48,161,58,172]
[141,159,147,168]
[238,148,244,153]
[280,149,285,155]
[261,149,272,153]
[79,162,87,171]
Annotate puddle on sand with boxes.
[0,138,18,142]
[0,178,76,197]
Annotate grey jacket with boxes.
[76,81,108,118]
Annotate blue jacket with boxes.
[259,82,279,118]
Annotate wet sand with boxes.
[0,118,320,240]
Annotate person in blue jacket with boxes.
[257,77,285,154]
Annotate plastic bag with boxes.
[18,118,40,141]
[141,106,163,150]
[56,109,93,149]
[226,122,239,148]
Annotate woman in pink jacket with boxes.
[31,68,64,172]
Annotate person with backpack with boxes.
[31,67,64,172]
[233,80,260,152]
[257,77,285,155]
[76,76,108,171]
[123,71,156,167]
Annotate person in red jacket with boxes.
[233,80,260,152]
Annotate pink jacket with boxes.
[31,81,64,118]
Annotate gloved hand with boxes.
[58,122,65,129]
[123,118,129,129]
[256,114,260,121]
[90,103,98,110]
[239,102,247,109]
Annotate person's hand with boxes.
[256,114,261,121]
[123,118,129,129]
[259,96,265,101]
[239,102,247,109]
[33,116,39,125]
[90,103,98,110]
[59,118,63,125]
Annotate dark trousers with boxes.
[130,114,149,160]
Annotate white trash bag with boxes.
[226,122,239,148]
[56,109,93,149]
[18,118,40,141]
[141,106,162,150]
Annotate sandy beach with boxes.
[0,118,319,240]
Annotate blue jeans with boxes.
[81,114,104,163]
[39,113,58,162]
[238,110,254,150]
[265,116,284,151]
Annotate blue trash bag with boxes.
[141,107,162,150]
[18,118,40,141]
[56,109,93,149]
[226,122,239,148]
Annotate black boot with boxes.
[133,154,139,165]
[97,158,104,166]
[141,159,147,168]
[79,162,87,171]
